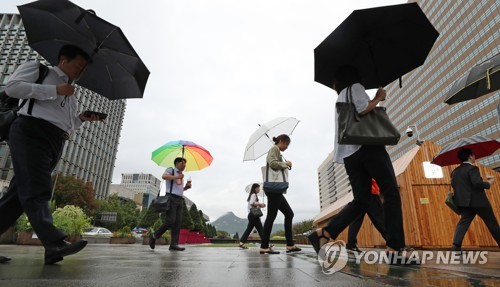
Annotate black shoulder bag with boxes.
[0,63,49,141]
[249,194,263,217]
[336,85,401,145]
[151,169,175,213]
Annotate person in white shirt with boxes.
[0,45,104,265]
[239,183,266,249]
[149,157,192,251]
[308,65,411,265]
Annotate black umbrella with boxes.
[18,0,149,100]
[314,2,439,90]
[444,53,499,105]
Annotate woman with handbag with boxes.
[260,134,301,254]
[308,65,412,265]
[239,183,266,249]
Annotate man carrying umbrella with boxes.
[450,148,500,252]
[149,157,192,252]
[0,45,105,264]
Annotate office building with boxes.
[0,14,126,198]
[317,152,351,210]
[384,0,499,169]
[120,173,161,207]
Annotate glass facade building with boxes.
[384,0,499,169]
[0,14,126,198]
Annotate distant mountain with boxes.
[211,211,284,236]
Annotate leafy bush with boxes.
[112,226,134,238]
[15,214,32,232]
[52,205,92,236]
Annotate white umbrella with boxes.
[243,117,300,161]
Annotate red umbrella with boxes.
[431,136,500,166]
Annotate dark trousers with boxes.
[260,192,294,248]
[153,195,183,246]
[0,116,67,246]
[452,205,500,247]
[240,212,263,243]
[323,146,405,250]
[347,194,386,246]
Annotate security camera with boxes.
[406,127,413,137]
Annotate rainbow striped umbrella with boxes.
[151,140,213,171]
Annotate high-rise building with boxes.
[120,173,161,207]
[384,0,499,169]
[0,14,126,198]
[317,152,351,210]
[316,0,499,215]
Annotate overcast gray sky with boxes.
[1,0,403,223]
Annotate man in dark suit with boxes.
[451,148,499,252]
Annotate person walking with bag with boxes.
[260,134,301,254]
[149,157,192,251]
[450,148,500,252]
[308,65,412,265]
[239,183,266,249]
[0,45,105,265]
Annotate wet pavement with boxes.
[0,243,498,286]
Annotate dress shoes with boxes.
[44,240,87,265]
[0,256,11,263]
[149,234,156,250]
[169,245,185,251]
[346,244,361,253]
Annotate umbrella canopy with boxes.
[444,53,500,105]
[245,182,264,193]
[314,2,439,89]
[152,140,213,172]
[18,0,149,100]
[243,117,300,161]
[431,136,500,167]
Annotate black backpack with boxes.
[0,63,49,141]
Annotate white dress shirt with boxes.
[6,61,83,134]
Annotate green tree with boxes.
[198,210,208,234]
[95,194,140,231]
[292,219,314,236]
[139,207,160,229]
[180,200,193,230]
[189,203,203,231]
[233,232,239,240]
[52,173,98,216]
[216,230,230,239]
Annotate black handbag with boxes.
[249,194,263,217]
[151,169,174,213]
[336,85,400,146]
[250,207,263,217]
[0,64,49,142]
